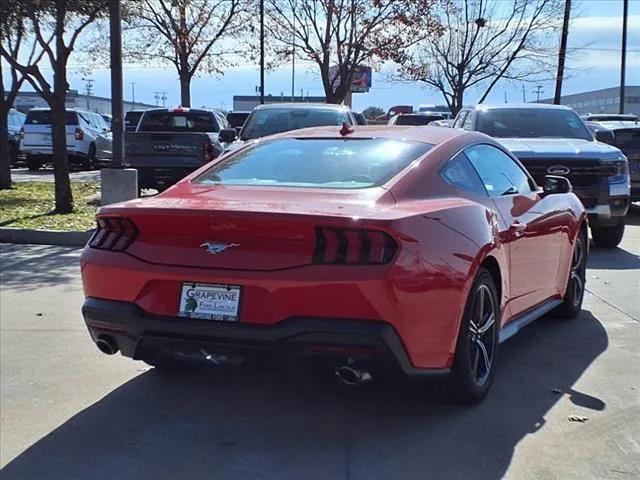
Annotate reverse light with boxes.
[75,128,84,141]
[89,217,138,252]
[313,227,397,265]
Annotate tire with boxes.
[552,229,587,318]
[26,155,41,171]
[591,219,625,248]
[446,268,500,404]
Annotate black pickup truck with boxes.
[125,108,234,191]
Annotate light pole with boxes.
[110,1,124,167]
[130,82,137,109]
[619,0,628,114]
[260,0,265,104]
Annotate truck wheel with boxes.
[26,155,41,171]
[591,219,625,248]
[84,144,97,170]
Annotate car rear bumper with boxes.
[82,297,449,377]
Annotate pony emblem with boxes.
[200,241,240,255]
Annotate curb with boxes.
[0,227,94,247]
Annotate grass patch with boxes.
[0,182,99,231]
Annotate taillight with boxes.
[89,217,138,252]
[313,227,397,265]
[75,128,84,140]
[203,138,215,162]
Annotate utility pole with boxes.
[554,0,571,105]
[619,0,628,114]
[522,85,526,102]
[130,82,137,109]
[110,2,124,167]
[291,0,296,101]
[534,85,544,103]
[260,0,265,104]
[82,77,94,110]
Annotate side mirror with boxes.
[219,128,237,144]
[595,129,615,144]
[543,175,572,195]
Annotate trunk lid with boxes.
[105,184,395,271]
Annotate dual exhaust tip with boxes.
[334,365,372,386]
[96,336,119,356]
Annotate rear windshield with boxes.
[396,115,443,126]
[227,112,250,128]
[612,129,640,150]
[25,111,78,125]
[125,111,143,129]
[138,111,219,132]
[476,108,592,140]
[195,138,432,189]
[240,108,349,140]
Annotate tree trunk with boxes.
[180,75,191,107]
[0,105,12,190]
[51,99,73,213]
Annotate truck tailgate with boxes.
[125,132,212,167]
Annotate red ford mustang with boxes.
[81,125,588,403]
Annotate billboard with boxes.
[328,65,372,93]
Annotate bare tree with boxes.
[124,0,247,107]
[0,0,107,212]
[398,0,564,115]
[265,0,443,104]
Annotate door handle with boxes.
[509,222,528,232]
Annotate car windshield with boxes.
[240,108,349,140]
[611,129,640,150]
[25,110,78,125]
[476,108,592,140]
[138,111,218,132]
[227,112,250,128]
[196,138,432,189]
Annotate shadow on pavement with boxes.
[0,245,81,290]
[1,311,607,480]
[588,245,640,270]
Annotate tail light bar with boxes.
[313,227,397,265]
[75,128,84,141]
[89,217,138,252]
[203,137,215,163]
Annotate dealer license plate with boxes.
[178,283,241,321]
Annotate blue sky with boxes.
[11,0,640,112]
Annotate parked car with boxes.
[124,110,145,132]
[81,125,587,404]
[431,119,454,128]
[453,104,630,247]
[375,104,413,121]
[124,107,230,191]
[222,103,356,149]
[388,113,445,126]
[20,108,110,170]
[101,114,112,130]
[592,124,640,201]
[7,108,25,166]
[353,112,368,126]
[581,113,639,123]
[226,111,250,134]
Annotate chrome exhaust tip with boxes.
[335,365,372,386]
[96,336,118,355]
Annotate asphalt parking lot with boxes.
[1,209,639,480]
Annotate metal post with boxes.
[291,0,296,101]
[554,0,571,105]
[130,82,136,110]
[260,0,265,104]
[110,0,124,167]
[619,0,628,114]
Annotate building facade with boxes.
[9,90,156,115]
[540,86,640,115]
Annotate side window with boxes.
[441,153,487,195]
[465,144,533,197]
[453,111,468,129]
[462,111,474,130]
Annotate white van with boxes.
[20,108,112,170]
